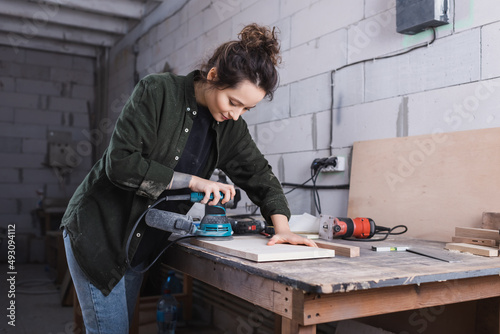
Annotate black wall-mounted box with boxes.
[396,0,449,35]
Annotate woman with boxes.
[61,23,316,333]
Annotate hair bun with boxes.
[238,23,281,66]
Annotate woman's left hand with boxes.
[267,231,317,247]
[267,214,317,247]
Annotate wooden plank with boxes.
[314,240,360,257]
[445,243,499,257]
[455,227,500,241]
[482,212,500,230]
[191,236,335,262]
[452,236,497,247]
[347,128,500,242]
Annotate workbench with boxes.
[163,236,500,333]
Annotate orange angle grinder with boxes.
[319,215,406,241]
[331,217,376,239]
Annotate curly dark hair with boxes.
[198,23,281,100]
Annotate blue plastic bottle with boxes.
[157,272,180,334]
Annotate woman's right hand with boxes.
[189,175,235,206]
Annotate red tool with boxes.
[331,217,376,239]
[319,215,407,241]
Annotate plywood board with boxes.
[348,128,500,242]
[191,236,335,262]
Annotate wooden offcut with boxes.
[347,128,500,242]
[191,236,335,262]
[451,236,497,247]
[455,227,500,241]
[482,212,500,230]
[445,243,499,257]
[314,240,360,257]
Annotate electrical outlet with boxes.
[311,156,346,173]
[322,156,345,172]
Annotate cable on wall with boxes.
[329,27,437,153]
[283,27,438,215]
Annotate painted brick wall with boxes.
[0,46,95,232]
[107,0,500,217]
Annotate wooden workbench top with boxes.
[172,236,500,294]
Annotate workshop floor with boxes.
[0,263,221,334]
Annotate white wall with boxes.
[108,0,500,217]
[0,46,95,232]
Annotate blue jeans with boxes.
[63,229,144,333]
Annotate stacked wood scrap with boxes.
[445,212,500,257]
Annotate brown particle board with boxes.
[347,128,500,242]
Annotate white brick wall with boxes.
[455,0,499,32]
[0,46,95,231]
[243,85,290,124]
[290,73,331,117]
[290,0,364,48]
[106,0,500,218]
[408,78,500,135]
[281,29,347,85]
[481,21,500,80]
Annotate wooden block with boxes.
[445,243,499,257]
[451,236,497,247]
[482,212,500,230]
[455,227,500,241]
[314,240,360,257]
[191,236,335,262]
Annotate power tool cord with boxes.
[311,165,323,214]
[125,196,203,274]
[282,163,330,215]
[130,235,198,274]
[343,224,408,242]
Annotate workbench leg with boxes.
[129,297,140,334]
[279,316,316,334]
[73,290,85,334]
[182,275,193,321]
[475,297,500,334]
